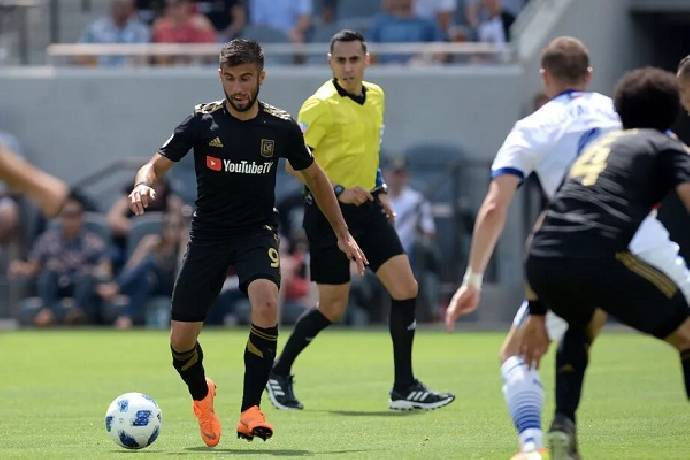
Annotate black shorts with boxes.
[525,251,690,339]
[303,197,404,284]
[171,229,281,322]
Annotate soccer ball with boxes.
[104,393,162,449]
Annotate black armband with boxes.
[527,299,547,316]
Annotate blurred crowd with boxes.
[0,129,444,329]
[75,0,529,65]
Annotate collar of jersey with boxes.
[552,88,581,100]
[222,100,262,122]
[332,79,366,105]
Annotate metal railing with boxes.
[46,41,516,66]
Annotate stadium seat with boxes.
[336,17,373,37]
[335,0,381,21]
[126,212,165,259]
[240,25,292,64]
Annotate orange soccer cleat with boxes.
[236,405,273,441]
[192,378,221,447]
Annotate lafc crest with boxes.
[261,139,275,158]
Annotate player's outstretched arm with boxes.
[446,174,520,330]
[0,143,69,218]
[298,161,368,275]
[129,153,173,216]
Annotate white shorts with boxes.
[514,215,690,342]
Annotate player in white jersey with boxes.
[445,37,690,460]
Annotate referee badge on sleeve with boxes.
[261,139,275,158]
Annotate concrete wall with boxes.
[0,65,523,180]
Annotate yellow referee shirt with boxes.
[298,79,385,190]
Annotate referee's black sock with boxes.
[272,308,331,377]
[390,298,416,391]
[554,327,590,423]
[171,342,209,401]
[680,349,690,400]
[241,324,278,411]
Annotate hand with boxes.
[336,232,368,276]
[518,315,550,370]
[377,193,396,223]
[8,260,32,279]
[338,187,373,206]
[128,184,157,216]
[445,284,480,331]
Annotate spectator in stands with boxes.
[9,193,111,326]
[465,0,516,44]
[79,0,150,66]
[152,0,217,64]
[414,0,456,39]
[246,0,312,44]
[107,178,183,272]
[201,0,246,39]
[369,0,444,64]
[99,213,186,328]
[384,157,441,321]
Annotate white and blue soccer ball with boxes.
[104,393,162,449]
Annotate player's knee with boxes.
[390,278,418,301]
[670,318,690,350]
[253,297,279,321]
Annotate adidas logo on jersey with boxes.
[209,137,224,148]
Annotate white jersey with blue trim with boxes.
[491,90,621,198]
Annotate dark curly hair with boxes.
[614,67,679,131]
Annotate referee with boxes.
[128,40,365,446]
[266,30,455,411]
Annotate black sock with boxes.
[681,349,690,400]
[390,298,416,391]
[554,328,590,423]
[171,342,208,401]
[272,309,331,377]
[242,324,278,411]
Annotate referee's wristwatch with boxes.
[334,185,345,200]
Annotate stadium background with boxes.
[0,0,689,326]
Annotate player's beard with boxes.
[225,85,260,113]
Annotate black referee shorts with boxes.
[171,229,281,322]
[303,197,404,285]
[525,251,690,339]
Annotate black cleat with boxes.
[388,379,455,410]
[265,372,304,410]
[548,414,581,460]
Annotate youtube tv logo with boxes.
[206,155,221,171]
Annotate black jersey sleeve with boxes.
[658,146,690,189]
[283,121,314,171]
[158,113,199,162]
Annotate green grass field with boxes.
[2,328,689,459]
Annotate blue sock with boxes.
[501,355,544,451]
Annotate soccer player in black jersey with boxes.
[127,40,366,447]
[519,67,690,459]
[264,30,454,411]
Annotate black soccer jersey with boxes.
[159,100,314,241]
[530,128,690,257]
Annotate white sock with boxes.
[501,355,544,451]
